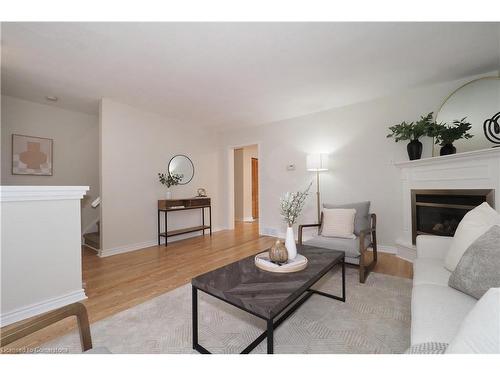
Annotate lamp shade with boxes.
[306,153,329,171]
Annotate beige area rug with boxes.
[42,267,412,354]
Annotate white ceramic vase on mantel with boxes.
[165,190,172,200]
[284,226,297,260]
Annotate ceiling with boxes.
[1,22,499,129]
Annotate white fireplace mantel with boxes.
[394,147,500,168]
[394,147,500,261]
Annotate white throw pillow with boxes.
[321,208,356,239]
[446,288,500,354]
[444,202,500,272]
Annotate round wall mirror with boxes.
[168,154,194,185]
[435,77,500,155]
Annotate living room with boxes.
[1,1,499,373]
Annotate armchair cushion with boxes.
[321,208,356,239]
[304,234,371,259]
[323,201,370,235]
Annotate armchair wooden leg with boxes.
[359,263,366,283]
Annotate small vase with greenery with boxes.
[279,182,312,259]
[432,118,473,156]
[158,172,183,199]
[387,112,435,160]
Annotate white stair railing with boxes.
[91,196,101,208]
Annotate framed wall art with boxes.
[12,134,53,176]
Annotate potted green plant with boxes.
[387,112,434,160]
[158,172,183,199]
[432,118,473,156]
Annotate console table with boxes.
[157,198,211,247]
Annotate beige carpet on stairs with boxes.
[42,267,412,354]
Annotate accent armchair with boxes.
[298,201,378,283]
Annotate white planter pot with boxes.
[285,226,297,260]
[165,191,172,200]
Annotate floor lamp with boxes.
[306,153,329,223]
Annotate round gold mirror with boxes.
[435,76,500,155]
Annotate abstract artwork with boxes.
[12,134,53,175]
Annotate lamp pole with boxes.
[316,170,321,223]
[307,153,328,225]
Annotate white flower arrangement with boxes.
[279,182,312,227]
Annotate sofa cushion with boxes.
[413,258,451,287]
[446,288,500,354]
[416,235,453,260]
[303,235,370,259]
[323,201,370,236]
[411,284,476,345]
[444,202,500,272]
[449,225,500,299]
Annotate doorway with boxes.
[232,144,259,228]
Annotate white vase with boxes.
[285,226,297,260]
[165,191,172,200]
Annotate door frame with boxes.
[226,142,261,231]
[251,157,259,220]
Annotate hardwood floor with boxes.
[1,222,412,352]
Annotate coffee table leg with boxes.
[192,286,198,349]
[267,319,274,354]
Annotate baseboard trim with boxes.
[377,245,398,255]
[99,227,223,258]
[395,239,416,263]
[99,240,158,257]
[83,244,100,253]
[0,289,87,327]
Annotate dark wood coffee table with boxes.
[191,244,345,354]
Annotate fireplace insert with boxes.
[411,189,494,244]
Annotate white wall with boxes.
[1,96,100,231]
[0,186,88,326]
[99,99,221,256]
[217,75,491,250]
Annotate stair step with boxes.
[84,232,100,250]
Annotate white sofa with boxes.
[411,235,478,346]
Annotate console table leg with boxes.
[165,210,168,247]
[209,206,212,236]
[157,210,160,246]
[267,319,274,354]
[202,207,205,235]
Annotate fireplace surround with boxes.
[395,147,500,261]
[411,189,494,244]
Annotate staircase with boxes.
[83,221,100,250]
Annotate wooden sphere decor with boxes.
[269,240,288,264]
